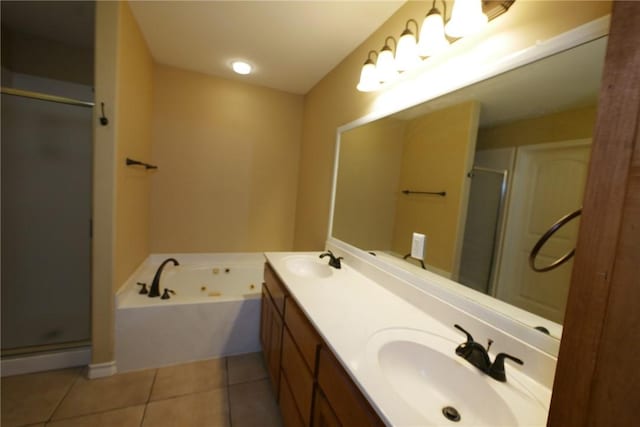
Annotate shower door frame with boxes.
[1,86,94,356]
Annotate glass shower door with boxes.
[1,92,92,352]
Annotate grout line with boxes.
[47,366,83,423]
[226,357,233,427]
[147,368,159,403]
[227,374,269,387]
[45,368,157,424]
[140,368,159,426]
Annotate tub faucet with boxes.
[149,258,179,297]
[319,250,343,269]
[453,324,523,382]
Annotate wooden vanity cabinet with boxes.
[312,388,341,427]
[280,296,322,426]
[263,261,385,427]
[316,346,385,427]
[261,263,288,397]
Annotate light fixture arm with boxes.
[435,0,448,21]
[383,36,397,53]
[403,18,420,38]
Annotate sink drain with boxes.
[442,406,461,422]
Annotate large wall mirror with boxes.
[330,31,608,343]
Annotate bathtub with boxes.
[115,253,265,372]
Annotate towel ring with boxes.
[529,208,582,273]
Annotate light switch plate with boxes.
[411,233,426,259]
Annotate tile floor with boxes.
[1,352,283,427]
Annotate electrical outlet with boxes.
[411,233,426,259]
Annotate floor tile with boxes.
[51,369,155,420]
[150,358,226,401]
[227,352,268,385]
[229,379,282,427]
[1,368,80,427]
[45,406,144,427]
[142,389,229,427]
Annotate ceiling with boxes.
[128,1,405,95]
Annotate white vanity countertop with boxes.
[264,251,553,427]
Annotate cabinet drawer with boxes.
[264,263,287,316]
[281,328,314,426]
[284,297,321,371]
[317,347,384,427]
[279,371,305,427]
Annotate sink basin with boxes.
[284,255,333,278]
[360,328,547,426]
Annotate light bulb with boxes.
[395,29,420,72]
[418,8,450,57]
[445,0,488,38]
[376,46,397,83]
[356,60,380,92]
[231,61,252,75]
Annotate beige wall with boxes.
[149,65,304,253]
[92,0,119,365]
[391,102,479,273]
[333,117,406,250]
[477,105,598,150]
[113,1,154,291]
[93,0,153,364]
[293,1,611,250]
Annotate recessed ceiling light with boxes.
[232,61,252,75]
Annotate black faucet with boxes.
[149,258,179,297]
[319,250,343,269]
[453,324,523,382]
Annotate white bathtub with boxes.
[115,253,265,372]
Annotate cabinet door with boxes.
[281,328,314,426]
[260,287,271,354]
[279,371,305,427]
[312,387,341,427]
[317,347,384,427]
[268,301,283,397]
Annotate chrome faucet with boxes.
[149,258,179,298]
[319,250,343,269]
[453,324,523,382]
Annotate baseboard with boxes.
[87,360,117,378]
[1,347,91,377]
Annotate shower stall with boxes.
[1,87,93,366]
[458,166,508,295]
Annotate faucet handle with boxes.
[161,289,176,300]
[454,324,475,343]
[136,282,148,295]
[488,353,524,382]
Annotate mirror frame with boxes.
[327,16,610,357]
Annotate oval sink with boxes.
[361,328,547,426]
[284,255,333,279]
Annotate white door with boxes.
[496,139,590,323]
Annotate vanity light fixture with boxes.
[356,51,381,92]
[418,1,450,58]
[445,0,488,38]
[395,19,421,72]
[231,61,252,75]
[376,36,398,83]
[356,0,515,92]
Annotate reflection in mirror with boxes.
[332,36,607,339]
